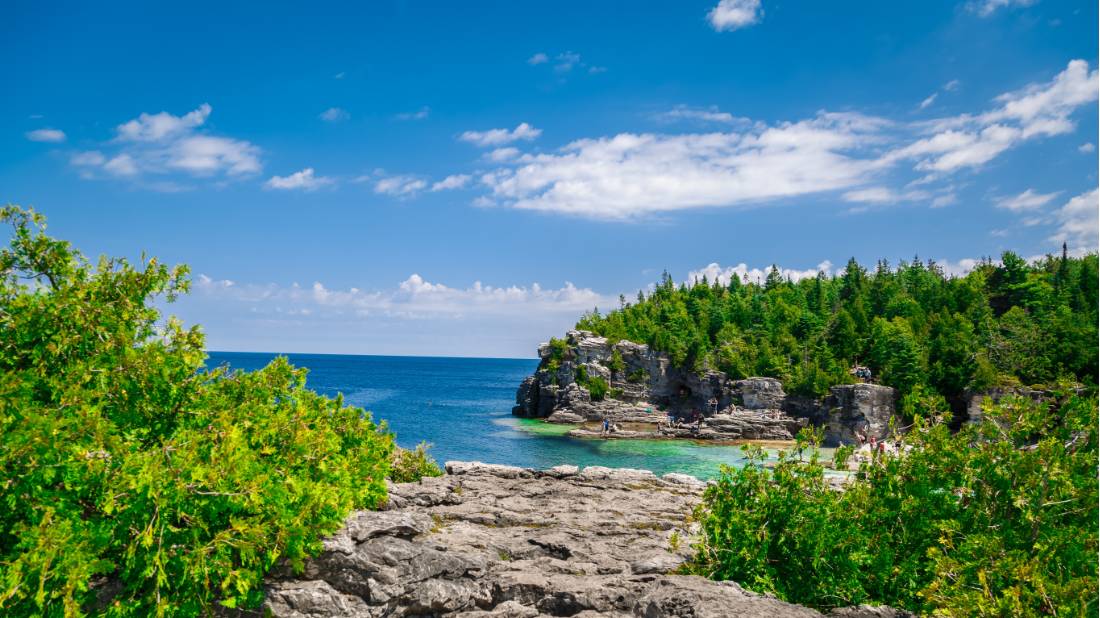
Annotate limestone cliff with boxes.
[513,330,900,445]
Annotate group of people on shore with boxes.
[655,411,704,434]
[853,429,905,457]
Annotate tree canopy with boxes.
[576,253,1098,404]
[0,206,394,616]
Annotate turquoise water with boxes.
[207,352,784,479]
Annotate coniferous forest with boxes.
[576,253,1099,409]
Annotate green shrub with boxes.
[608,349,626,375]
[575,365,610,401]
[543,337,570,376]
[0,206,394,616]
[389,442,444,483]
[689,394,1099,615]
[586,376,610,401]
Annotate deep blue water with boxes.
[206,352,773,479]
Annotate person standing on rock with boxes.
[602,417,610,434]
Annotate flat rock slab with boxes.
[261,462,906,618]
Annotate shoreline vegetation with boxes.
[509,243,1099,612]
[2,206,1096,616]
[0,206,434,615]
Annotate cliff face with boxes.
[513,331,899,445]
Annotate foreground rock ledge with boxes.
[261,462,907,617]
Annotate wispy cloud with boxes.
[396,106,430,121]
[918,93,938,110]
[265,168,334,191]
[25,128,66,142]
[1079,142,1095,153]
[431,174,471,191]
[994,188,1061,212]
[468,60,1096,219]
[967,0,1037,18]
[459,123,541,147]
[527,51,605,76]
[708,0,763,31]
[842,186,929,206]
[319,107,350,122]
[654,105,749,126]
[884,60,1097,173]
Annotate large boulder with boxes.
[963,386,1052,425]
[735,377,787,410]
[823,384,898,445]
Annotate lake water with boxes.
[206,352,783,479]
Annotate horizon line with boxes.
[205,349,536,362]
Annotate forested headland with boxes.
[576,252,1098,413]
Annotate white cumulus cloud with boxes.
[687,260,834,286]
[479,112,886,219]
[116,103,211,142]
[464,60,1096,220]
[70,104,261,185]
[1049,188,1099,253]
[708,0,763,31]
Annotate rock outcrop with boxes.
[823,384,899,446]
[567,409,808,442]
[514,331,899,445]
[260,462,909,617]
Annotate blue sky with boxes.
[3,0,1097,357]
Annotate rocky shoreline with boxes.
[513,331,899,446]
[259,462,908,617]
